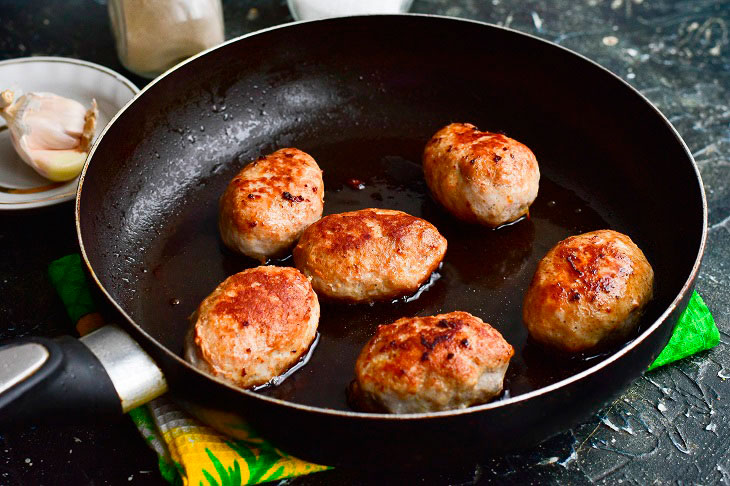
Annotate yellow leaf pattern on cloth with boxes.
[142,398,329,486]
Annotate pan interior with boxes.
[80,16,703,412]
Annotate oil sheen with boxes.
[137,137,649,411]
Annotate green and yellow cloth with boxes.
[48,254,717,486]
[127,397,328,486]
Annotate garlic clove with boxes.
[0,89,97,182]
[22,148,89,182]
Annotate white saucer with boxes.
[0,57,138,210]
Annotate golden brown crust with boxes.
[523,229,654,353]
[353,312,514,413]
[423,123,539,227]
[293,208,447,302]
[218,148,324,262]
[188,266,319,388]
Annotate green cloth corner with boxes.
[648,291,718,370]
[48,254,96,325]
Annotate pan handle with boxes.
[0,326,167,426]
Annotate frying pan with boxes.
[0,15,706,469]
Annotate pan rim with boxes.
[76,13,708,420]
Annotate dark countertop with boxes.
[0,0,728,484]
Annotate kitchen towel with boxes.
[48,254,717,486]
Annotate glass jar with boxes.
[108,0,225,79]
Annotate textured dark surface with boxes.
[0,0,728,485]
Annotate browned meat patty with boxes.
[293,208,447,302]
[523,229,654,353]
[184,266,319,389]
[351,311,514,413]
[423,122,540,227]
[219,148,324,262]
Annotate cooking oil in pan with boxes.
[136,138,650,412]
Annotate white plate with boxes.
[0,57,138,210]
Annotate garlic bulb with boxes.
[0,89,97,182]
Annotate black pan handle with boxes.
[0,326,167,426]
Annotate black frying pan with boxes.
[0,15,706,469]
